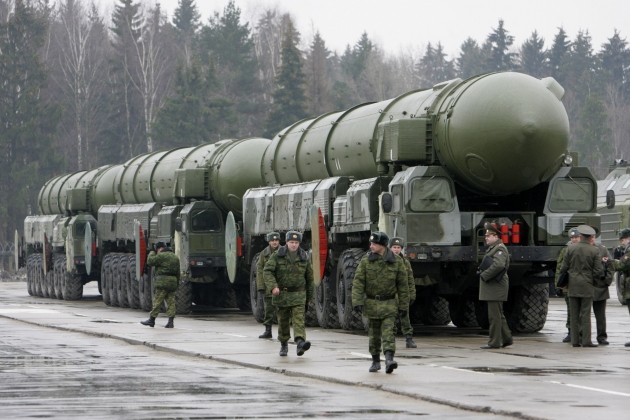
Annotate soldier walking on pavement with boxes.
[558,225,604,347]
[554,228,580,343]
[589,234,612,345]
[610,228,630,346]
[263,231,314,357]
[257,232,280,339]
[352,232,409,374]
[389,237,417,348]
[478,222,512,349]
[141,243,180,328]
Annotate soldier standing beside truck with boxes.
[263,231,314,357]
[478,222,512,349]
[352,232,409,374]
[611,228,630,347]
[589,234,612,345]
[554,228,580,343]
[257,232,280,339]
[389,237,417,349]
[141,243,180,328]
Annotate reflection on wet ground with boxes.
[460,366,611,376]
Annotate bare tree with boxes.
[603,83,630,161]
[253,8,283,103]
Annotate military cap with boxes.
[155,241,166,249]
[285,230,302,243]
[266,231,280,242]
[369,231,389,247]
[619,228,630,240]
[484,222,501,236]
[576,224,596,236]
[389,237,404,247]
[568,228,580,238]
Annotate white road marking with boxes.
[0,308,59,314]
[547,381,630,397]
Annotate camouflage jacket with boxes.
[402,257,416,302]
[610,245,630,299]
[554,242,571,288]
[351,249,409,318]
[147,250,180,278]
[263,246,314,307]
[256,245,278,292]
[593,244,612,301]
[479,240,510,302]
[559,242,604,298]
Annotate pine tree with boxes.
[305,31,332,114]
[456,38,486,79]
[416,42,455,87]
[519,31,547,78]
[172,0,200,66]
[548,27,571,85]
[483,19,517,71]
[264,16,307,138]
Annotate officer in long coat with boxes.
[389,237,417,348]
[352,232,409,374]
[263,230,314,357]
[610,228,630,346]
[478,222,512,349]
[256,231,280,339]
[554,228,580,342]
[141,243,180,328]
[558,225,604,347]
[589,235,612,345]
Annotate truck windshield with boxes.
[549,178,594,212]
[409,177,454,212]
[191,209,221,232]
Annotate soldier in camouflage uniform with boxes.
[141,243,180,328]
[263,230,314,357]
[554,227,580,343]
[478,222,512,349]
[610,228,630,347]
[257,232,280,339]
[558,225,604,347]
[389,237,417,349]
[352,232,409,374]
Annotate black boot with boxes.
[279,342,288,357]
[296,338,311,356]
[259,325,272,339]
[369,354,381,372]
[385,351,398,374]
[562,331,571,343]
[164,317,174,328]
[141,316,155,327]
[405,335,417,348]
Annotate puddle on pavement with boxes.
[462,366,611,376]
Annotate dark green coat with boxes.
[263,246,314,307]
[554,241,571,288]
[147,250,179,276]
[351,249,409,318]
[479,241,510,302]
[559,242,604,298]
[593,244,611,301]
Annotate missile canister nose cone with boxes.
[435,72,569,195]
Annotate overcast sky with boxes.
[102,0,628,57]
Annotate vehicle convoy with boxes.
[21,72,600,332]
[597,158,630,304]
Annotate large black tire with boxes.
[26,255,34,296]
[448,296,479,328]
[175,279,193,314]
[305,300,318,327]
[315,274,340,328]
[64,271,84,300]
[336,248,365,330]
[118,255,130,308]
[126,255,140,309]
[101,254,112,306]
[418,295,451,326]
[139,273,152,311]
[249,254,264,323]
[59,259,68,300]
[110,254,123,307]
[505,283,549,333]
[34,256,43,297]
[614,272,627,305]
[53,255,64,299]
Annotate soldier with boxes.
[588,234,612,345]
[263,230,314,357]
[558,225,604,347]
[389,237,417,349]
[141,243,180,328]
[478,222,512,349]
[257,231,281,339]
[610,228,630,347]
[352,232,409,374]
[554,227,580,343]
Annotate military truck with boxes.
[239,72,601,333]
[22,72,599,332]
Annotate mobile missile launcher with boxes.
[240,72,600,333]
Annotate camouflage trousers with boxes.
[398,309,413,336]
[262,294,277,326]
[276,304,305,344]
[149,289,176,318]
[368,315,396,355]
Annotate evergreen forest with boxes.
[1,0,629,243]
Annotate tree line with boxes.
[0,0,628,243]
